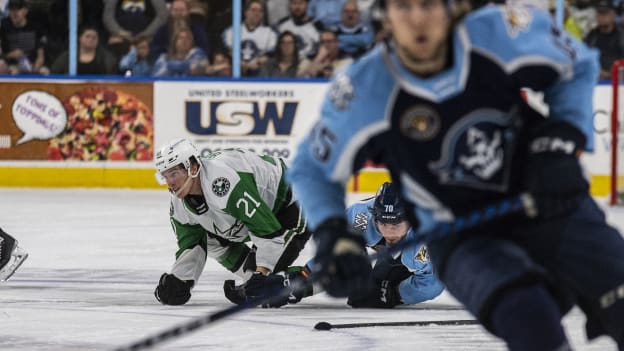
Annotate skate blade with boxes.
[0,246,28,281]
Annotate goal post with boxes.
[611,59,624,205]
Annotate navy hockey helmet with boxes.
[370,182,407,224]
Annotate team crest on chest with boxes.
[399,105,441,141]
[429,109,516,192]
[212,177,231,197]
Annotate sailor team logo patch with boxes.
[400,105,441,141]
[212,177,230,197]
[428,108,515,192]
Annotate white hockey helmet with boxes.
[154,138,201,184]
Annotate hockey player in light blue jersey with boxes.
[345,182,444,308]
[288,0,624,349]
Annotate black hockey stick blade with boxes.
[314,319,479,330]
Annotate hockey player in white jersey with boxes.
[153,138,312,306]
[0,228,28,281]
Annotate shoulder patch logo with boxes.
[415,245,430,263]
[212,177,231,197]
[352,212,369,233]
[502,4,532,38]
[329,73,354,110]
[400,105,441,141]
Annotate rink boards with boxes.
[0,78,619,196]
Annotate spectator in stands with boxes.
[152,26,208,77]
[204,49,232,77]
[569,0,597,39]
[0,58,9,74]
[584,0,624,80]
[303,29,351,78]
[307,0,347,30]
[336,0,373,59]
[50,25,118,75]
[275,0,320,60]
[119,35,154,76]
[102,0,168,59]
[0,0,48,74]
[355,0,375,26]
[150,0,211,62]
[46,0,107,68]
[259,30,309,77]
[266,0,289,26]
[222,0,277,76]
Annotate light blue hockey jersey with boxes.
[288,4,599,230]
[346,198,444,304]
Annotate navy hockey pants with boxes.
[428,195,624,345]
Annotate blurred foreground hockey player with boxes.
[288,0,624,349]
[346,182,444,308]
[0,228,28,281]
[153,138,312,307]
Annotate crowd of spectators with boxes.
[0,0,620,80]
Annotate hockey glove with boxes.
[371,253,412,285]
[347,280,402,308]
[524,120,589,219]
[154,273,194,305]
[312,217,372,297]
[243,272,288,307]
[226,269,312,308]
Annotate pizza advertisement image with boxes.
[0,82,153,161]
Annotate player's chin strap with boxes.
[112,193,537,351]
[171,165,202,197]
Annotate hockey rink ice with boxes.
[1,188,622,350]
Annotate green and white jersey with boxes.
[169,148,294,283]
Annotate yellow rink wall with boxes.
[0,164,610,198]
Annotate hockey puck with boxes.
[314,322,332,330]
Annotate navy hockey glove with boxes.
[371,252,412,285]
[347,280,402,308]
[154,273,194,305]
[524,120,589,219]
[243,272,288,307]
[312,217,373,297]
[230,268,312,308]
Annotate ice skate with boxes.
[0,229,28,281]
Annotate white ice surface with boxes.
[0,188,622,351]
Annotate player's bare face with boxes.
[387,0,450,74]
[377,221,410,245]
[161,166,192,198]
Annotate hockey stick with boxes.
[314,319,479,330]
[112,193,535,351]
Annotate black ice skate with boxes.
[0,228,28,281]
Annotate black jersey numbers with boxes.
[311,122,337,162]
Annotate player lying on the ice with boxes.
[224,182,444,309]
